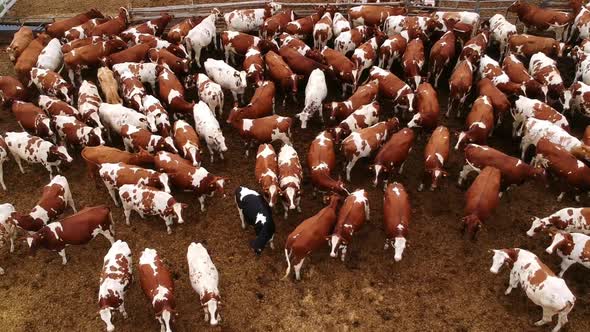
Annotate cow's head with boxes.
[58,83,73,105]
[167,43,189,60]
[461,214,482,240]
[209,176,229,197]
[227,103,243,124]
[283,186,300,211]
[329,234,342,258]
[26,233,42,256]
[159,136,178,154]
[118,7,130,24]
[246,64,264,87]
[393,236,407,262]
[259,39,279,54]
[429,168,448,191]
[87,8,104,19]
[50,145,73,164]
[214,134,228,154]
[263,184,281,208]
[489,249,512,273]
[165,202,187,224]
[560,89,573,113]
[295,110,312,129]
[369,163,388,187]
[38,117,54,139]
[158,309,175,332]
[234,70,248,90]
[526,217,545,237]
[324,102,340,121]
[87,127,105,146]
[203,296,221,326]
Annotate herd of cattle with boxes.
[2,0,590,330]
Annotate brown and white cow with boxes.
[279,45,333,79]
[106,42,155,67]
[283,193,341,280]
[420,126,450,191]
[502,54,544,98]
[8,26,33,63]
[285,6,327,39]
[261,10,295,40]
[508,0,572,40]
[243,47,265,87]
[227,81,275,123]
[4,132,71,178]
[53,115,104,148]
[30,67,73,104]
[148,48,190,76]
[224,2,281,33]
[27,205,115,264]
[99,162,171,206]
[428,31,456,88]
[325,79,378,121]
[371,128,414,186]
[313,12,333,50]
[457,30,489,67]
[64,18,109,41]
[479,55,522,96]
[46,8,104,38]
[121,124,177,154]
[333,102,380,142]
[14,33,51,84]
[348,5,407,27]
[546,230,590,277]
[352,32,387,82]
[11,101,53,140]
[82,146,154,182]
[477,78,511,125]
[38,95,80,119]
[157,65,194,115]
[119,71,147,112]
[98,240,132,332]
[488,14,516,59]
[334,25,375,56]
[383,15,431,42]
[0,76,27,105]
[462,166,501,240]
[97,67,123,104]
[229,115,292,155]
[408,82,440,130]
[455,96,495,150]
[308,131,349,196]
[383,182,411,261]
[527,207,590,237]
[278,144,302,219]
[173,120,201,166]
[529,52,572,111]
[61,36,104,54]
[264,51,303,104]
[378,32,408,70]
[220,31,277,64]
[332,12,351,38]
[64,39,127,84]
[342,118,400,181]
[447,60,473,117]
[508,34,566,59]
[91,7,129,37]
[512,95,570,136]
[121,13,173,40]
[428,11,481,36]
[368,66,414,114]
[255,144,281,208]
[166,16,203,43]
[138,248,176,332]
[278,33,326,63]
[402,38,425,89]
[143,95,171,137]
[0,138,8,191]
[321,47,358,97]
[329,189,369,261]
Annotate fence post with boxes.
[475,0,480,14]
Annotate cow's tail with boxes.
[281,248,292,280]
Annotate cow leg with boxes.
[282,200,289,219]
[0,266,3,275]
[165,219,173,235]
[558,259,575,277]
[99,228,116,244]
[340,245,348,262]
[237,206,246,229]
[119,303,128,319]
[345,156,359,182]
[557,192,565,202]
[224,49,230,63]
[58,249,68,265]
[398,162,405,174]
[46,164,54,180]
[293,258,305,281]
[199,195,206,212]
[269,235,275,250]
[11,153,24,174]
[384,238,391,250]
[0,162,5,190]
[123,207,131,226]
[555,308,570,332]
[106,186,121,207]
[194,47,202,68]
[67,188,77,212]
[505,270,519,295]
[534,308,554,327]
[296,196,301,213]
[445,97,454,118]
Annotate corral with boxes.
[0,1,589,332]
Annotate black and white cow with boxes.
[234,186,275,255]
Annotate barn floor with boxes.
[1,2,590,332]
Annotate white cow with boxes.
[511,95,569,136]
[278,144,302,219]
[489,14,516,60]
[520,118,582,160]
[99,162,171,205]
[193,101,228,163]
[36,38,63,72]
[185,11,219,67]
[119,184,186,234]
[113,62,158,92]
[527,207,590,237]
[546,231,590,277]
[204,58,247,103]
[196,73,224,118]
[142,94,171,136]
[224,2,281,32]
[98,103,149,139]
[332,12,351,37]
[0,203,17,255]
[296,69,327,129]
[98,240,132,332]
[187,242,221,326]
[4,132,72,178]
[490,248,575,332]
[0,137,9,190]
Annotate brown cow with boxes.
[348,5,407,27]
[27,205,115,264]
[378,32,408,70]
[278,33,326,64]
[99,162,171,206]
[278,46,332,78]
[46,8,104,38]
[14,33,51,83]
[121,13,173,39]
[91,7,129,37]
[368,66,414,114]
[138,248,176,332]
[8,26,33,63]
[455,96,495,150]
[371,128,414,186]
[0,76,26,105]
[148,48,190,75]
[383,182,411,261]
[262,10,294,40]
[462,166,501,239]
[243,47,265,86]
[283,193,342,280]
[264,51,303,104]
[173,120,201,166]
[322,47,358,97]
[457,30,489,66]
[81,146,154,182]
[255,144,281,208]
[502,54,544,98]
[308,131,349,196]
[325,79,378,121]
[420,126,450,191]
[98,240,132,332]
[106,41,155,67]
[429,31,456,88]
[166,16,204,43]
[64,38,127,84]
[157,65,194,115]
[477,78,511,124]
[227,81,275,123]
[507,34,566,59]
[447,60,473,118]
[220,31,278,64]
[228,115,292,155]
[402,38,425,89]
[61,36,104,54]
[11,101,53,140]
[121,124,177,154]
[63,18,109,41]
[508,0,572,40]
[329,189,369,261]
[408,82,440,130]
[285,6,327,39]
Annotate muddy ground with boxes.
[1,2,590,332]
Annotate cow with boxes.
[278,33,326,63]
[383,182,410,261]
[4,132,71,178]
[313,12,333,50]
[225,1,281,33]
[173,120,201,166]
[91,7,129,37]
[569,80,590,117]
[0,76,27,105]
[64,38,127,84]
[0,138,8,191]
[8,26,33,63]
[27,205,114,264]
[508,34,566,59]
[191,73,224,118]
[148,48,190,75]
[527,207,590,237]
[142,95,171,137]
[428,11,481,35]
[489,14,516,59]
[546,230,590,277]
[119,71,147,112]
[428,31,455,87]
[185,10,219,67]
[113,62,158,94]
[512,95,569,136]
[46,8,104,38]
[220,31,278,64]
[99,161,170,206]
[296,69,327,129]
[187,243,221,326]
[329,190,369,261]
[119,184,186,234]
[265,50,303,104]
[278,45,333,79]
[255,144,281,208]
[278,144,302,219]
[352,32,387,82]
[63,17,108,41]
[285,6,327,39]
[193,101,228,162]
[261,10,295,40]
[570,6,590,43]
[457,30,489,66]
[14,33,51,84]
[97,67,123,104]
[348,5,407,27]
[81,146,154,182]
[229,115,292,155]
[459,144,544,191]
[121,13,173,40]
[11,101,54,140]
[53,115,105,148]
[368,66,414,114]
[61,36,104,54]
[502,53,544,98]
[371,128,415,186]
[321,47,358,97]
[166,16,203,43]
[99,103,148,140]
[489,248,575,332]
[529,52,571,111]
[334,25,374,56]
[138,248,176,332]
[283,193,341,280]
[30,67,73,104]
[455,96,495,150]
[520,118,590,161]
[378,32,408,70]
[419,126,449,191]
[383,15,430,42]
[98,240,132,332]
[77,80,103,129]
[342,118,400,181]
[461,166,500,239]
[324,79,378,121]
[476,78,511,125]
[38,95,79,119]
[234,186,276,254]
[308,131,349,196]
[508,0,572,40]
[479,55,522,96]
[156,65,194,115]
[106,42,155,67]
[243,47,265,87]
[154,152,228,211]
[204,59,247,103]
[36,38,63,72]
[227,81,275,124]
[332,12,351,37]
[333,102,380,142]
[121,124,177,155]
[408,82,440,130]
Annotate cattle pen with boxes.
[1,1,590,332]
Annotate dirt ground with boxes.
[1,2,590,332]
